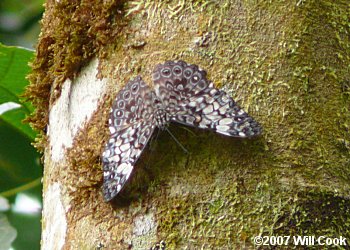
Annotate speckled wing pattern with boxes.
[102,76,157,201]
[152,61,261,137]
[102,61,262,201]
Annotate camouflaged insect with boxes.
[102,60,262,201]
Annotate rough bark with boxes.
[26,0,350,249]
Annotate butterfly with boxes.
[101,60,261,201]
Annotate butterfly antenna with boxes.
[165,127,189,154]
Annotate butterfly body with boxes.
[153,106,169,129]
[102,61,262,201]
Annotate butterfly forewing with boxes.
[152,60,261,137]
[108,76,154,132]
[102,77,156,201]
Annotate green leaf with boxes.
[0,120,41,194]
[0,43,36,139]
[1,103,36,139]
[0,44,33,107]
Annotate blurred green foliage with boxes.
[0,0,43,246]
[0,45,36,139]
[0,0,44,48]
[0,44,42,250]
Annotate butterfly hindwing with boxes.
[102,121,155,201]
[152,60,261,137]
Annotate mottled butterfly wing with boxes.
[108,76,154,132]
[150,240,166,250]
[152,60,261,137]
[102,77,156,201]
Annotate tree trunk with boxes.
[26,0,350,249]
